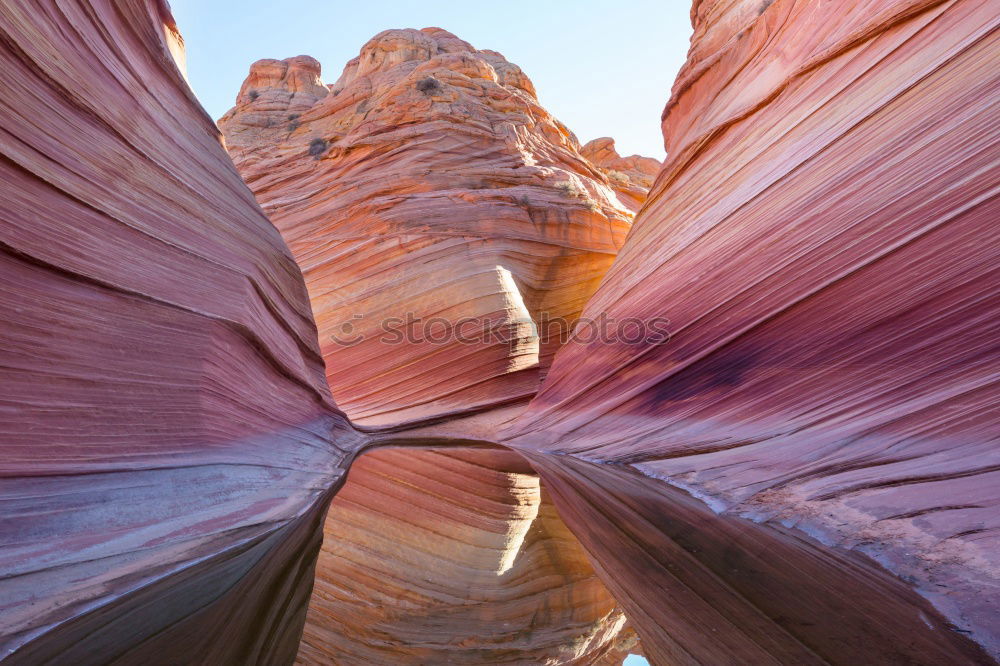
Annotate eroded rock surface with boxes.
[505,0,1000,661]
[0,2,362,663]
[580,138,661,212]
[219,29,651,428]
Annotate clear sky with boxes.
[167,0,693,160]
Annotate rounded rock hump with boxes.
[218,28,650,428]
[327,26,535,98]
[351,27,477,77]
[230,55,327,114]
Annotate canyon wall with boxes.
[505,0,999,662]
[2,0,998,664]
[0,2,362,663]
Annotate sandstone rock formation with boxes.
[580,138,661,212]
[0,2,362,663]
[504,0,1000,662]
[218,29,644,428]
[220,31,651,664]
[2,0,999,664]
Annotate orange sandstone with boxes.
[219,28,656,428]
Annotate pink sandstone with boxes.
[0,0,997,664]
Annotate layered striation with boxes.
[218,29,649,428]
[4,1,999,664]
[506,0,1000,662]
[0,1,362,662]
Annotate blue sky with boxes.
[624,654,650,665]
[167,0,693,159]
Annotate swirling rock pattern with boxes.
[0,1,362,663]
[3,0,999,664]
[506,0,1000,661]
[218,29,647,428]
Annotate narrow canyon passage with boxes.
[0,0,997,664]
[217,30,662,662]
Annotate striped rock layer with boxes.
[505,0,1000,662]
[1,0,998,665]
[218,29,647,428]
[0,1,363,664]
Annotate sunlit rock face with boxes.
[580,138,661,212]
[0,1,362,663]
[506,0,1000,662]
[218,28,650,428]
[297,447,637,664]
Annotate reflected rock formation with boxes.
[1,0,998,665]
[297,447,637,664]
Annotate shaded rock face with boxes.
[219,28,647,428]
[0,1,363,663]
[505,0,1000,661]
[526,454,996,665]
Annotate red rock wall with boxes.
[507,0,1000,661]
[0,1,362,662]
